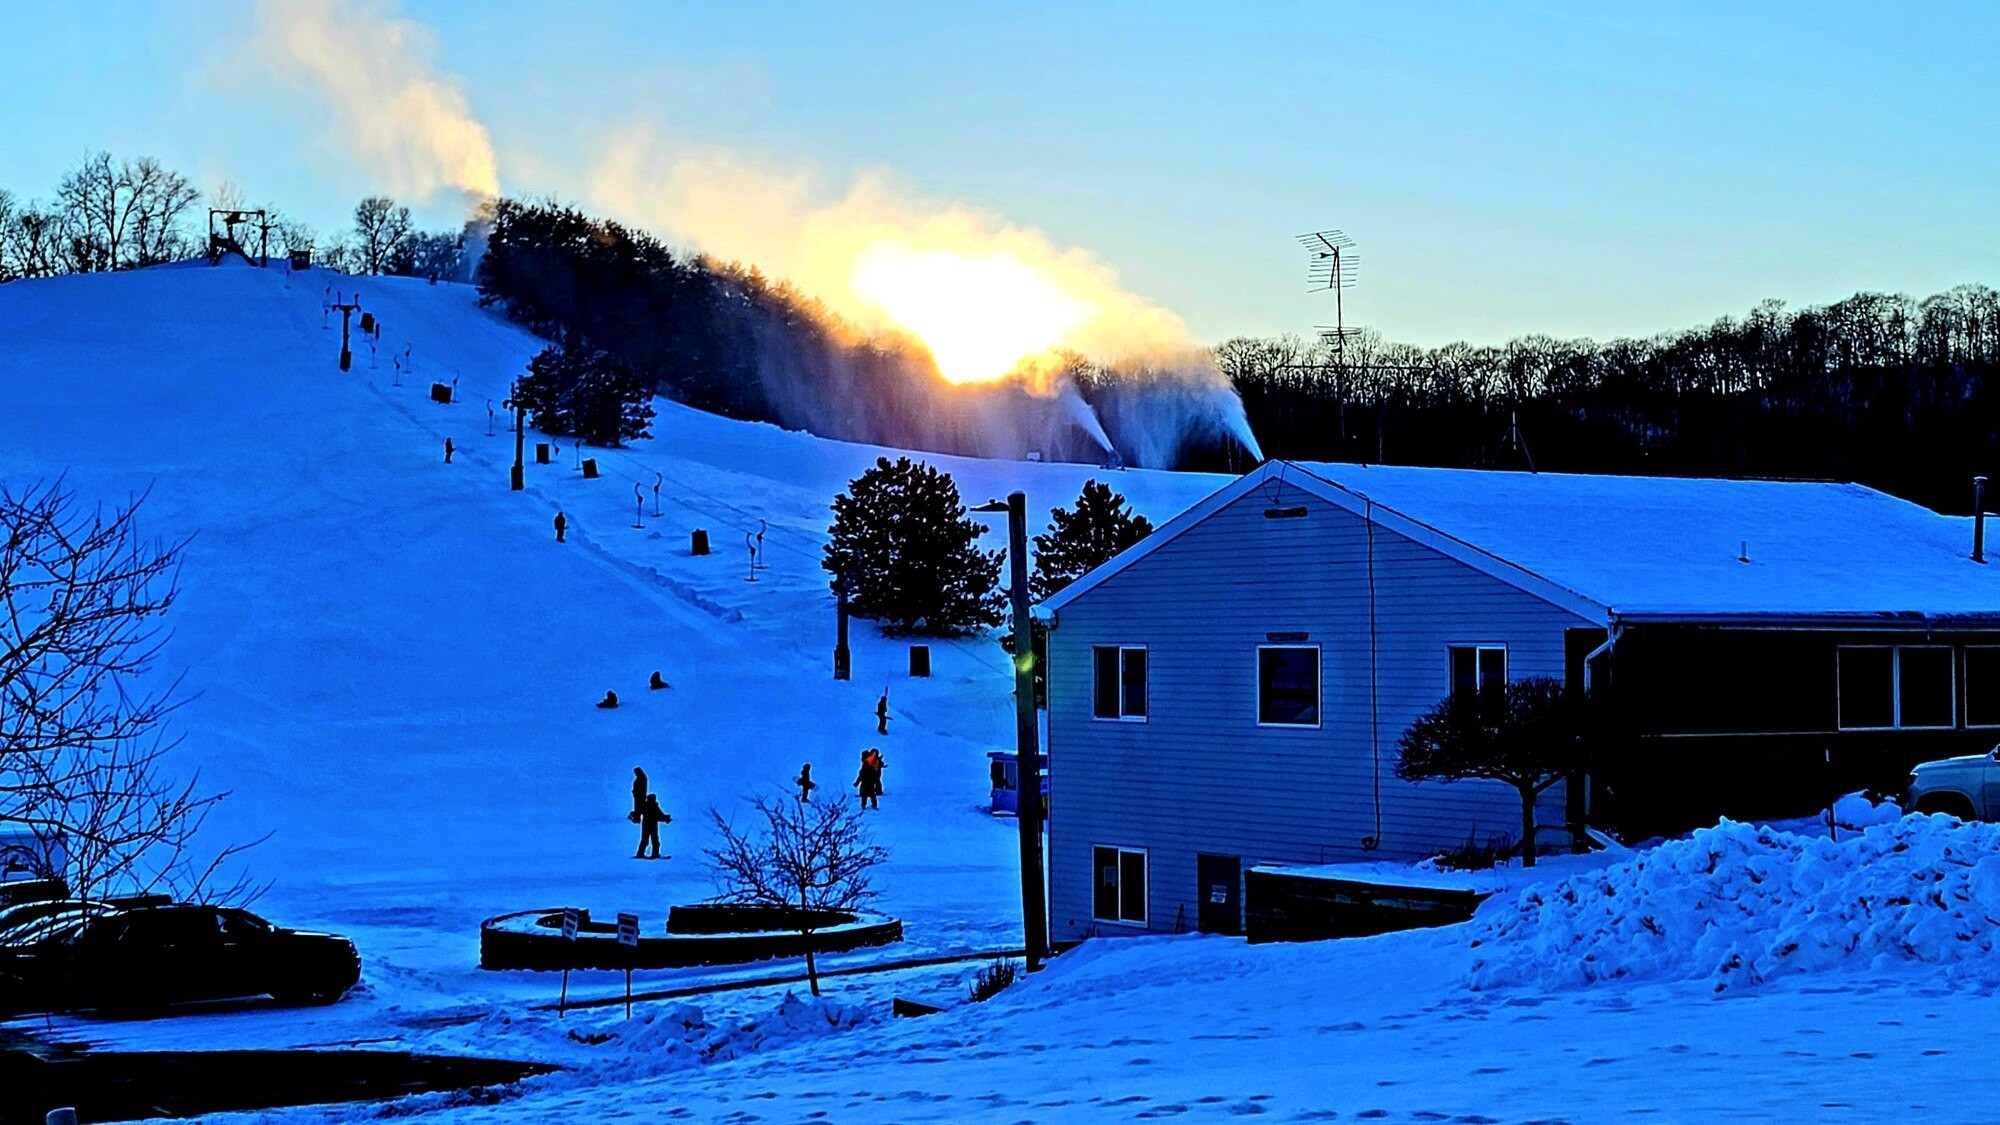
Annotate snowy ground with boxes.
[5,265,1999,1123]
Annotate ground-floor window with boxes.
[1837,645,1955,730]
[1092,845,1147,925]
[1969,647,2000,728]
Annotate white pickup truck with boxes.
[1905,746,2000,819]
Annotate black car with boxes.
[46,904,361,1012]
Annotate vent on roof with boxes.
[1264,506,1308,520]
[1977,476,1989,565]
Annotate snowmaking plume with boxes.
[588,127,1262,466]
[253,0,500,207]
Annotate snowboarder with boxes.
[596,690,619,709]
[855,748,884,810]
[443,437,454,464]
[875,690,890,735]
[630,766,649,823]
[649,670,669,691]
[795,763,817,802]
[554,510,568,543]
[635,793,670,859]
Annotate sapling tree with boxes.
[1395,676,1585,867]
[705,793,888,996]
[0,480,259,902]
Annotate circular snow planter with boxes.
[478,903,903,971]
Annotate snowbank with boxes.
[1468,814,2000,994]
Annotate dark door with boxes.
[1196,854,1242,935]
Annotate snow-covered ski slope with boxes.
[9,264,1999,1125]
[0,262,1223,1021]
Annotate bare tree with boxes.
[353,196,413,275]
[0,479,259,903]
[706,793,887,995]
[0,199,74,280]
[55,152,200,271]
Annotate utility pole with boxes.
[976,491,1047,970]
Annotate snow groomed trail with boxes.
[0,263,1222,1054]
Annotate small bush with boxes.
[968,959,1019,1003]
[1428,832,1516,871]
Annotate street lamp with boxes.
[974,492,1048,970]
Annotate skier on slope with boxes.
[630,766,649,823]
[875,689,891,735]
[443,437,454,464]
[554,511,568,543]
[635,793,670,859]
[795,763,817,803]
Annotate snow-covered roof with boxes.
[1040,460,2000,625]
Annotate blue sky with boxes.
[4,1,1997,346]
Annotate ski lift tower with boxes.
[208,208,271,267]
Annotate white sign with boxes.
[561,908,580,941]
[616,911,640,947]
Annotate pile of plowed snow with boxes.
[1467,815,2000,994]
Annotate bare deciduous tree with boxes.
[353,196,413,275]
[55,152,200,272]
[706,793,887,995]
[1,479,259,903]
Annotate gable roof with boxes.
[1038,460,2000,626]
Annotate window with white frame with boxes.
[1448,645,1507,698]
[1837,645,1955,730]
[1092,645,1148,720]
[1969,648,2000,728]
[1257,645,1320,726]
[1092,845,1147,925]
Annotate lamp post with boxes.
[975,491,1047,970]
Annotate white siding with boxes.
[1046,487,1595,942]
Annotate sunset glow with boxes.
[850,244,1093,384]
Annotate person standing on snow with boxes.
[875,689,890,736]
[630,766,649,822]
[855,748,884,810]
[554,510,568,543]
[795,763,817,803]
[635,793,670,859]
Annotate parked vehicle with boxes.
[30,904,361,1013]
[1905,745,2000,819]
[0,899,116,945]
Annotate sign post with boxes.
[616,911,640,1019]
[558,907,580,1017]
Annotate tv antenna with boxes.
[1298,229,1360,360]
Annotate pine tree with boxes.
[823,457,1004,636]
[514,341,655,446]
[1029,479,1155,602]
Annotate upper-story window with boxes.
[1092,645,1148,720]
[1257,645,1321,726]
[1448,645,1508,698]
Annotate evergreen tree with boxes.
[1395,677,1586,867]
[823,457,1004,636]
[1029,479,1155,602]
[514,341,655,446]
